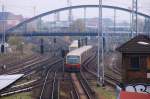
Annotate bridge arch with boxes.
[7,4,150,33]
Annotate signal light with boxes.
[40,39,44,54]
[78,40,81,48]
[1,44,4,53]
[61,49,65,58]
[54,38,56,43]
[40,45,44,54]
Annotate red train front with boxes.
[65,45,93,72]
[65,55,81,72]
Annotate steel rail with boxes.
[0,59,62,97]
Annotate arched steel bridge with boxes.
[6,4,150,36]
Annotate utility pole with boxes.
[127,6,132,38]
[84,7,88,44]
[67,0,73,31]
[2,4,6,53]
[33,6,36,16]
[67,0,72,21]
[132,0,138,37]
[114,9,116,33]
[55,12,60,22]
[97,0,104,86]
[84,7,86,32]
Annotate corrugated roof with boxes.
[67,45,92,56]
[116,35,150,53]
[0,74,24,91]
[120,91,150,99]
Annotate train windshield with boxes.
[67,55,80,64]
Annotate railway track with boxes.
[59,73,78,99]
[59,49,96,99]
[83,53,121,87]
[70,74,80,99]
[0,57,63,97]
[71,73,95,99]
[78,48,122,89]
[0,54,39,74]
[7,55,45,74]
[51,72,59,99]
[39,59,62,99]
[0,54,42,75]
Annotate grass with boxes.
[1,92,32,99]
[94,86,117,99]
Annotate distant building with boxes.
[85,18,113,29]
[0,12,24,31]
[116,35,150,84]
[0,43,12,53]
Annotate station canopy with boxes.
[0,74,24,91]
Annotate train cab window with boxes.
[130,56,140,69]
[67,56,80,64]
[147,56,150,70]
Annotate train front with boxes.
[65,55,80,72]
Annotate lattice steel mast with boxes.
[132,0,138,37]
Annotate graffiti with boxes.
[125,84,150,93]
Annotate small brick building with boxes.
[117,35,150,84]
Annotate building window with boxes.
[147,56,150,70]
[130,56,140,69]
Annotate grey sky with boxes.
[0,0,150,21]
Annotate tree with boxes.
[8,36,24,53]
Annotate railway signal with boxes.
[61,49,66,58]
[40,45,44,54]
[53,38,56,43]
[78,39,81,48]
[40,39,44,54]
[103,37,106,52]
[85,37,87,45]
[1,44,5,53]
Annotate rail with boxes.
[0,59,62,97]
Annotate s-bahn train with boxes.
[65,45,93,72]
[69,40,79,51]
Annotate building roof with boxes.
[0,74,24,91]
[116,35,150,53]
[67,45,92,56]
[0,12,23,20]
[120,91,150,99]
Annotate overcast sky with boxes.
[0,0,150,21]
